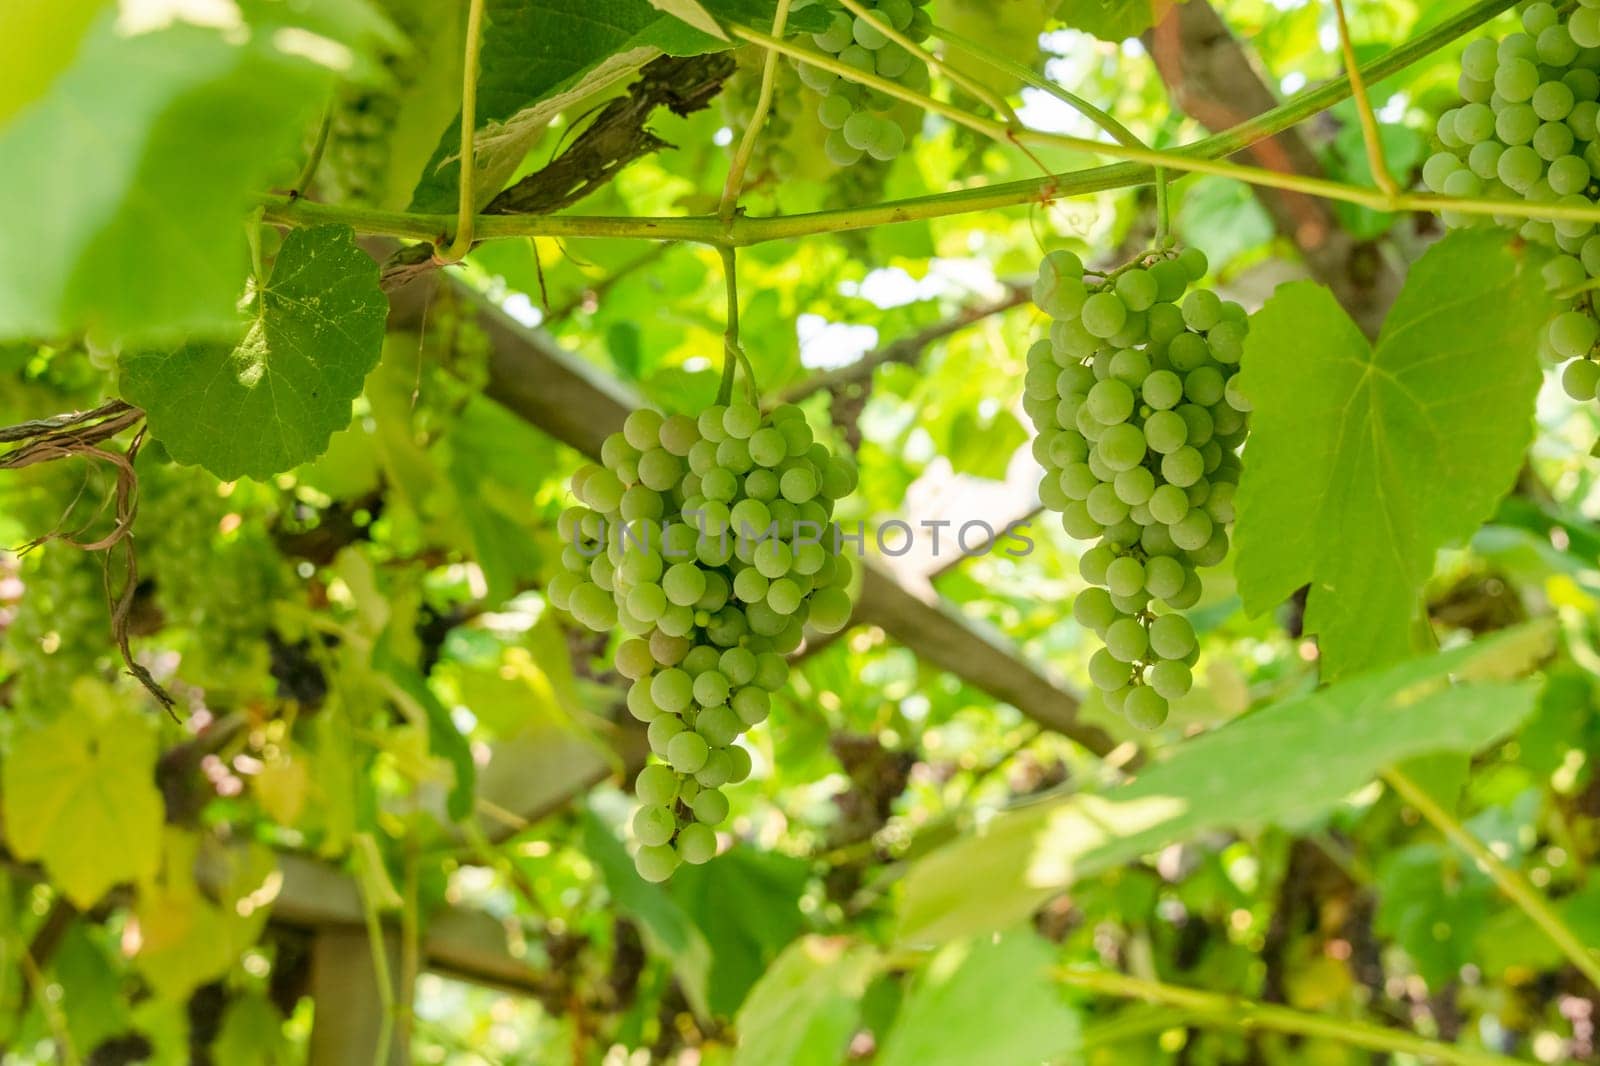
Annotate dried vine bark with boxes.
[382,52,736,293]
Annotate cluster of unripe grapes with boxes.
[1425,1,1600,399]
[1023,247,1249,729]
[792,0,931,166]
[550,403,857,880]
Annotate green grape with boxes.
[1561,355,1600,399]
[633,805,677,847]
[1123,686,1169,730]
[1104,617,1149,663]
[676,823,718,865]
[1549,310,1599,358]
[691,788,730,825]
[1073,587,1117,632]
[667,731,711,773]
[1105,555,1145,598]
[1081,292,1129,338]
[635,844,680,883]
[1148,614,1197,659]
[1086,378,1135,424]
[635,764,680,806]
[1088,647,1132,691]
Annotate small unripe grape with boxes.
[1104,617,1149,663]
[1081,291,1129,339]
[635,764,679,806]
[1148,659,1193,701]
[1549,310,1600,359]
[1123,686,1169,730]
[692,788,730,825]
[635,844,680,883]
[1149,614,1197,659]
[633,804,676,847]
[667,731,710,774]
[1089,647,1132,691]
[676,823,718,865]
[1105,555,1145,598]
[1562,356,1600,400]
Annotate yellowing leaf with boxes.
[2,682,163,907]
[253,753,309,827]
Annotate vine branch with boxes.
[1384,767,1600,992]
[1055,968,1534,1066]
[1331,0,1399,196]
[438,0,486,264]
[719,0,792,221]
[262,0,1516,248]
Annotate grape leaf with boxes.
[120,225,388,481]
[731,936,878,1066]
[1055,0,1173,41]
[896,624,1550,944]
[1,682,163,908]
[647,0,730,39]
[0,5,387,345]
[875,933,1081,1066]
[582,808,715,1019]
[1233,230,1550,679]
[409,0,824,213]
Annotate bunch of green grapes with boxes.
[722,50,806,185]
[549,403,857,881]
[791,0,931,165]
[5,538,110,713]
[1023,247,1249,730]
[1424,1,1600,398]
[135,461,290,692]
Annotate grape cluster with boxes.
[135,460,290,692]
[1023,247,1249,730]
[791,0,930,166]
[550,403,857,881]
[1425,1,1600,398]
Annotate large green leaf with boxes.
[120,225,388,481]
[0,5,385,344]
[409,0,819,212]
[731,936,878,1066]
[582,808,715,1019]
[896,624,1551,945]
[1,683,164,908]
[875,933,1081,1066]
[669,848,810,1016]
[1234,230,1550,680]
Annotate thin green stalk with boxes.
[1384,767,1600,991]
[720,0,792,220]
[1332,0,1399,195]
[838,0,1015,122]
[930,23,1170,241]
[357,874,397,1066]
[292,97,335,198]
[439,0,486,264]
[259,0,1517,248]
[1055,968,1534,1066]
[718,246,741,405]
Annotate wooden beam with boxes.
[387,274,1118,757]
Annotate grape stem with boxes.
[1053,968,1534,1066]
[718,246,758,405]
[718,0,793,221]
[437,0,486,265]
[260,1,1521,247]
[1331,0,1400,197]
[836,0,1017,123]
[289,96,334,200]
[1383,766,1600,992]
